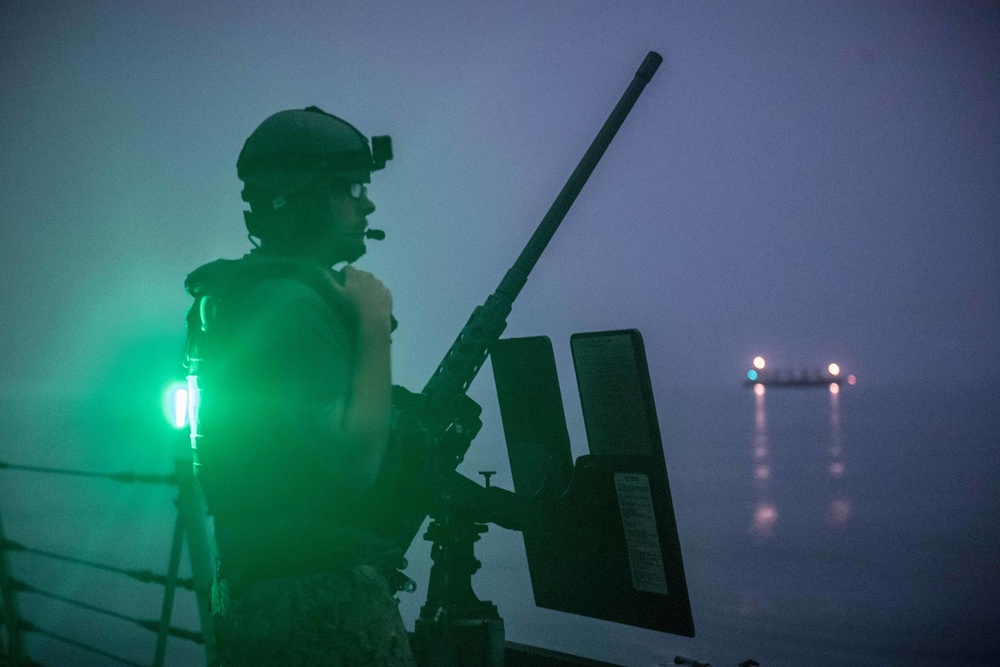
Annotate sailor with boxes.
[183,106,415,666]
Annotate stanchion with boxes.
[153,427,216,667]
[0,447,215,665]
[0,507,27,665]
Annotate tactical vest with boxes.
[183,254,355,516]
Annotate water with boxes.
[665,383,1000,667]
[2,382,998,666]
[422,381,1000,667]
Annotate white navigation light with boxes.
[753,356,766,370]
[828,363,841,376]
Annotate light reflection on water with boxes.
[663,384,998,665]
[748,385,852,536]
[750,385,777,537]
[827,388,851,528]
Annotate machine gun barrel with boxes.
[497,51,664,303]
[420,51,664,426]
[379,53,664,552]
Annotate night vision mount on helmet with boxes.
[237,106,392,244]
[237,106,392,195]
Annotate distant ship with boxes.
[744,357,856,391]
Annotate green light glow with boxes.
[186,375,201,445]
[163,382,188,429]
[747,370,758,381]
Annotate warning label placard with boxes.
[614,472,668,595]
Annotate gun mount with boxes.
[411,330,695,667]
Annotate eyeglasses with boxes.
[318,181,369,201]
[347,183,367,200]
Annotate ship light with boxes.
[828,363,841,376]
[747,370,758,381]
[753,356,766,370]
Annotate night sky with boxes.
[1,1,998,665]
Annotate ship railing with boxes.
[0,456,214,667]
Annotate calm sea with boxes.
[417,381,1000,667]
[638,382,1000,667]
[3,381,998,666]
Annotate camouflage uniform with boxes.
[213,567,415,667]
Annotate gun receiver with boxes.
[377,52,664,551]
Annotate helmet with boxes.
[237,106,392,194]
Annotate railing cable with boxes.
[13,580,202,645]
[0,462,176,486]
[18,619,146,667]
[2,539,194,591]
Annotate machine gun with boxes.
[355,52,696,667]
[364,52,665,556]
